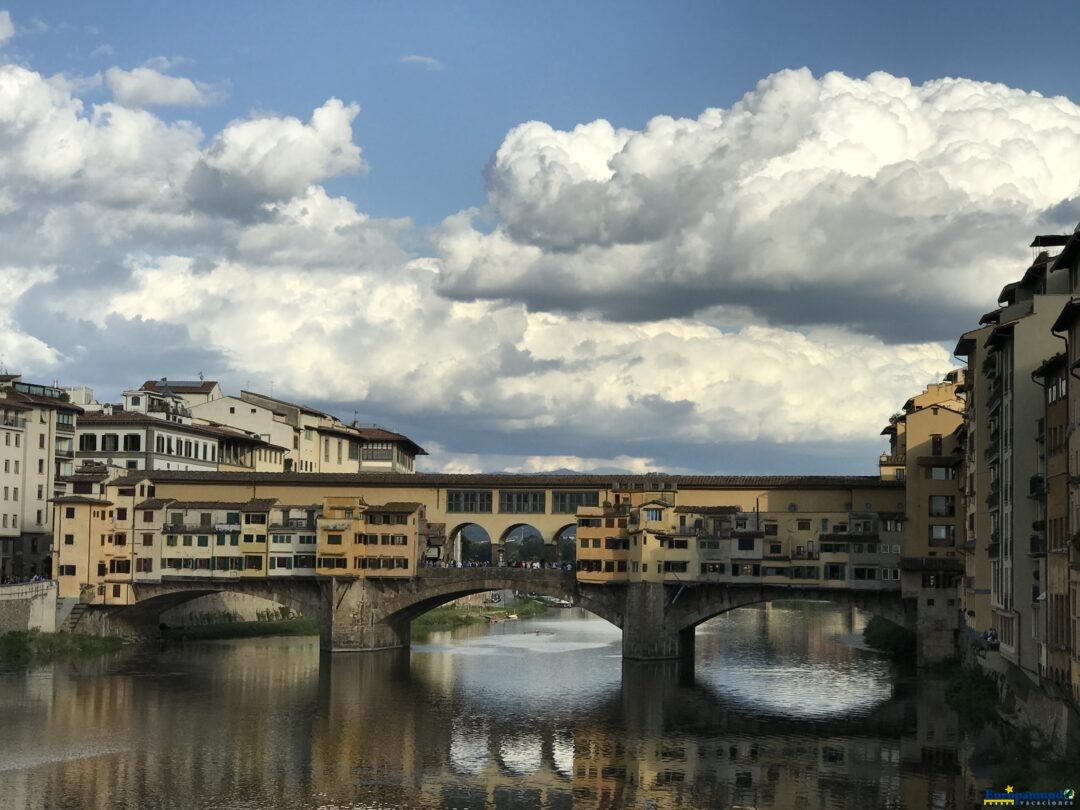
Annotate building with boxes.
[0,374,81,578]
[74,384,286,473]
[1033,352,1069,687]
[953,326,995,635]
[978,249,1069,677]
[879,371,967,662]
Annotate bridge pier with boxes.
[319,578,410,653]
[621,582,695,661]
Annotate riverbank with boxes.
[0,630,124,663]
[163,617,318,641]
[412,597,548,636]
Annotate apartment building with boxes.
[0,374,81,578]
[1033,352,1069,687]
[52,467,432,603]
[235,390,426,474]
[574,487,902,591]
[953,327,995,634]
[977,249,1070,677]
[1046,227,1080,705]
[879,372,966,658]
[75,385,285,473]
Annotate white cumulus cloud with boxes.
[437,68,1080,342]
[105,65,225,107]
[0,11,13,46]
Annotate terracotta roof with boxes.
[354,427,427,456]
[50,495,112,505]
[1033,353,1067,379]
[78,411,223,437]
[164,498,278,512]
[134,498,175,510]
[2,390,82,413]
[104,470,904,490]
[1051,299,1080,334]
[673,505,741,514]
[0,373,20,383]
[142,379,219,394]
[369,501,424,512]
[239,390,332,419]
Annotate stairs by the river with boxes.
[59,602,88,633]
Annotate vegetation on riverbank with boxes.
[163,617,318,641]
[944,663,998,729]
[412,598,549,636]
[862,616,916,660]
[0,630,124,662]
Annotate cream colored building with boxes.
[0,374,81,578]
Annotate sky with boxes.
[2,1,1080,475]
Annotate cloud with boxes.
[435,68,1080,342]
[400,54,444,71]
[89,44,115,59]
[0,58,970,474]
[105,65,225,107]
[0,11,14,46]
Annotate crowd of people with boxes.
[420,558,575,571]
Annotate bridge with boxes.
[78,567,921,665]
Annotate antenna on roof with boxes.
[198,370,205,381]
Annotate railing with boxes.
[54,448,74,459]
[0,414,26,429]
[1029,534,1046,556]
[987,541,1000,559]
[879,454,905,466]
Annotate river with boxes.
[0,602,986,809]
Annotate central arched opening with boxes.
[448,522,493,564]
[498,523,549,566]
[552,523,577,563]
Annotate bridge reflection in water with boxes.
[0,604,986,810]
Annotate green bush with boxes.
[0,630,123,662]
[862,616,916,660]
[945,665,998,729]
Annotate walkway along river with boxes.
[0,601,988,809]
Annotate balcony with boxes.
[987,382,1003,413]
[1029,534,1047,556]
[879,453,906,467]
[1032,518,1046,532]
[987,542,1001,559]
[54,448,74,459]
[791,549,820,560]
[981,356,997,377]
[0,414,26,429]
[318,520,351,531]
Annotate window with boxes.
[59,565,76,576]
[446,490,493,513]
[64,507,75,519]
[123,434,141,452]
[109,559,131,574]
[101,434,119,452]
[797,519,811,531]
[64,534,74,545]
[79,434,97,452]
[37,459,44,474]
[244,555,263,571]
[930,466,955,480]
[661,561,688,573]
[114,533,126,546]
[142,533,153,546]
[929,524,956,546]
[553,491,600,513]
[361,442,394,461]
[737,537,755,552]
[644,508,663,522]
[769,543,782,555]
[166,535,177,546]
[136,558,153,573]
[244,513,267,525]
[929,496,955,517]
[327,534,342,545]
[183,535,193,547]
[39,434,45,449]
[197,535,209,547]
[116,508,128,521]
[499,490,546,513]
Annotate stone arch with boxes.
[664,584,914,637]
[447,521,493,563]
[497,522,550,563]
[552,523,577,563]
[371,570,623,629]
[105,579,326,635]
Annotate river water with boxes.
[0,602,987,809]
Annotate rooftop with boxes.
[108,470,904,490]
[142,379,220,395]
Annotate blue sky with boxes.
[3,2,1080,475]
[9,0,1079,225]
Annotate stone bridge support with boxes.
[91,571,944,667]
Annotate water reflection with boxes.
[0,603,987,809]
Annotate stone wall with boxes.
[0,581,57,633]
